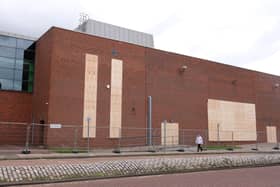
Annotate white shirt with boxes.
[195,136,203,145]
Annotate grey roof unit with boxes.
[75,19,154,48]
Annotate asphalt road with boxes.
[21,165,280,187]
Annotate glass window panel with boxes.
[14,69,23,81]
[15,59,24,69]
[0,78,13,90]
[0,46,16,58]
[16,49,24,59]
[13,80,22,91]
[0,56,15,69]
[16,39,33,49]
[0,68,14,79]
[0,35,16,47]
[0,56,14,64]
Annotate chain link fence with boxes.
[0,121,279,154]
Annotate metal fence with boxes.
[0,121,279,154]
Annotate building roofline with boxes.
[0,30,37,41]
[45,26,280,79]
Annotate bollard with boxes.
[22,125,31,154]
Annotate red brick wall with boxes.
[0,91,32,145]
[34,27,280,147]
[32,28,54,145]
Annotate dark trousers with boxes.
[197,144,203,152]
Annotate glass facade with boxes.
[0,34,35,92]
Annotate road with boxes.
[21,165,280,187]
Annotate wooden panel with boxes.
[208,99,256,141]
[110,59,123,138]
[266,126,277,143]
[82,54,98,138]
[161,122,179,145]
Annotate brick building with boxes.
[0,21,280,148]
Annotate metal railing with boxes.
[0,121,279,154]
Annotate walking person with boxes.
[195,134,203,152]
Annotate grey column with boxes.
[147,96,152,146]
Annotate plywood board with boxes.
[208,99,256,141]
[266,126,277,143]
[161,122,179,145]
[110,59,123,138]
[82,54,98,138]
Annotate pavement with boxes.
[0,143,279,160]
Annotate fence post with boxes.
[204,129,208,150]
[22,125,31,154]
[181,129,184,146]
[164,120,167,153]
[31,120,35,145]
[217,123,220,144]
[72,127,78,153]
[118,127,121,151]
[273,129,280,150]
[228,131,234,151]
[87,117,91,153]
[253,132,259,151]
[232,131,235,149]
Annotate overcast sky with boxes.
[1,0,279,76]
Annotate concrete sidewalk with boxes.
[0,143,279,161]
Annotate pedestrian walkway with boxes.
[0,143,279,160]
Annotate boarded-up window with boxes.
[266,126,277,143]
[83,54,98,138]
[161,122,179,145]
[109,59,123,138]
[208,99,256,141]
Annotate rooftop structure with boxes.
[75,19,154,48]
